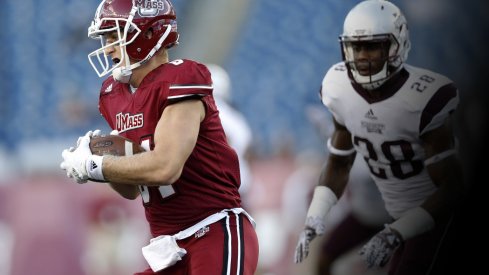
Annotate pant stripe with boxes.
[220,213,246,275]
[238,215,245,275]
[235,214,242,275]
[221,216,230,275]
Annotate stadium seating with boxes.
[0,0,483,157]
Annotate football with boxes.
[89,135,145,156]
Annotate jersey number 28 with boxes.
[354,136,423,179]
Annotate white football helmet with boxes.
[340,0,410,90]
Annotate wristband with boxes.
[389,207,434,241]
[86,155,105,181]
[306,186,338,220]
[327,138,356,156]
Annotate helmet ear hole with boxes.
[144,28,153,39]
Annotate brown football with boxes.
[89,135,145,156]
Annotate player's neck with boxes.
[129,51,169,88]
[129,58,167,88]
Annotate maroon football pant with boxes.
[135,212,259,275]
[321,213,384,260]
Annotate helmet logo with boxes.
[355,29,366,35]
[134,0,166,17]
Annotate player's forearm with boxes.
[387,156,464,242]
[108,182,140,200]
[102,151,182,186]
[318,153,355,198]
[422,155,465,222]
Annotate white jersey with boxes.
[321,62,459,219]
[215,98,253,196]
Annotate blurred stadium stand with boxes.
[0,0,486,158]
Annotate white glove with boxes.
[294,186,337,263]
[360,225,403,268]
[60,130,104,183]
[294,216,325,263]
[92,129,102,137]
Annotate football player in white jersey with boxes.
[294,1,464,274]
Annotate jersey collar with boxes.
[352,68,409,104]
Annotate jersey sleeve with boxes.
[320,63,348,126]
[419,82,459,135]
[167,60,213,103]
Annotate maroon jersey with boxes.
[98,59,242,236]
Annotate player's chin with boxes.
[356,69,371,76]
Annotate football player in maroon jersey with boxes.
[60,0,259,274]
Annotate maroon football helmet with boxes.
[88,0,179,81]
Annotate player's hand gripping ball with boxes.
[61,130,145,184]
[89,134,145,156]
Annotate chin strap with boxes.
[111,24,172,83]
[112,67,132,83]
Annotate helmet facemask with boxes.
[340,0,411,90]
[88,2,142,82]
[341,34,401,90]
[87,0,175,83]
